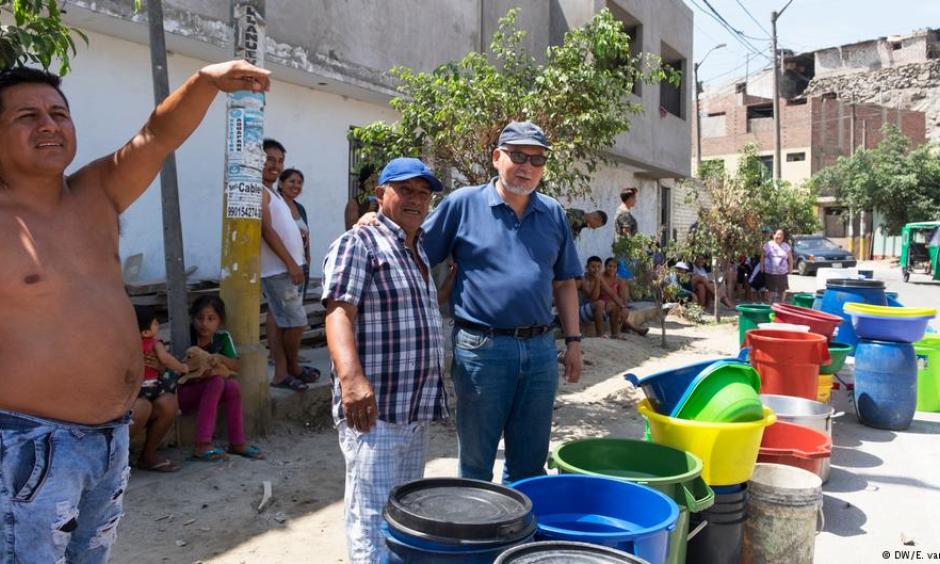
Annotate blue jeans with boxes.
[0,410,130,564]
[452,329,559,483]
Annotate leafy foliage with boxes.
[0,0,87,75]
[809,124,940,234]
[350,8,678,199]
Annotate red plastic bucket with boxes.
[757,420,832,479]
[770,304,843,342]
[746,330,831,400]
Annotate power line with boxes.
[734,0,772,39]
[701,0,770,44]
[688,0,770,61]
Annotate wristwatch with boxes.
[564,335,582,345]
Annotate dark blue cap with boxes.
[497,121,551,149]
[378,157,443,192]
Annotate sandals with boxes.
[190,447,227,462]
[271,375,309,391]
[228,445,265,460]
[293,365,321,384]
[137,458,181,473]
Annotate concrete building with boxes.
[57,0,692,281]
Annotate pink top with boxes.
[763,241,791,275]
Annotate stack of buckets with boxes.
[626,356,774,563]
[842,301,937,430]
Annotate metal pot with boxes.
[760,394,842,483]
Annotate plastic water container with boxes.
[854,340,918,430]
[549,438,713,564]
[384,478,536,563]
[821,278,887,351]
[512,475,679,564]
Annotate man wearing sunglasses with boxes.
[422,121,583,484]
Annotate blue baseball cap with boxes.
[497,121,551,149]
[378,157,443,192]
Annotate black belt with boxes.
[454,319,554,339]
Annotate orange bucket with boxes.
[745,330,831,401]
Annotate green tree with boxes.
[1,0,87,75]
[688,144,818,319]
[809,124,940,234]
[350,8,678,199]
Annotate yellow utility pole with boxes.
[220,0,270,435]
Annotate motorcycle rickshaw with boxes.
[900,220,940,283]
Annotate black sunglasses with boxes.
[500,148,547,167]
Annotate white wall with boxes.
[560,163,660,265]
[63,30,396,281]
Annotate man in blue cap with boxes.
[423,121,583,484]
[322,157,448,563]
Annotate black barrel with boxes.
[686,483,747,564]
[384,478,536,563]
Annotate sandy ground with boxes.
[111,316,738,564]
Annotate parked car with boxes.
[791,236,857,275]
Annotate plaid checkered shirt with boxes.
[321,213,449,425]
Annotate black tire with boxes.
[903,269,910,283]
[797,260,809,276]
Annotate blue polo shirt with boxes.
[422,180,583,328]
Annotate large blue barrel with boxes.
[384,478,536,563]
[821,279,887,351]
[854,340,917,430]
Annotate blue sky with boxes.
[689,0,940,88]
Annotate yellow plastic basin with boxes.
[638,399,776,486]
[817,374,833,403]
[843,303,937,318]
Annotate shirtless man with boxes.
[0,60,269,563]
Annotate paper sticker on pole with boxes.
[226,102,264,171]
[234,3,265,67]
[225,179,263,220]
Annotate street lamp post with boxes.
[694,43,726,177]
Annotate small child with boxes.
[135,305,189,401]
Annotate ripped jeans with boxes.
[0,410,130,564]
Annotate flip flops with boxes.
[271,375,309,392]
[190,447,227,462]
[228,445,265,460]
[137,458,181,472]
[293,365,321,384]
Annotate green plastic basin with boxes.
[737,304,774,347]
[672,362,764,422]
[820,341,852,375]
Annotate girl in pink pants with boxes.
[178,295,264,461]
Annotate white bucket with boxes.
[758,323,810,332]
[814,267,860,291]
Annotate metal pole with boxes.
[146,0,189,357]
[695,62,702,175]
[220,0,270,436]
[771,11,782,182]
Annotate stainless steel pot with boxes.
[760,394,842,483]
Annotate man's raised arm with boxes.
[79,60,270,213]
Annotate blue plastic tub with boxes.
[625,352,748,416]
[886,292,903,307]
[854,340,918,430]
[849,312,934,343]
[821,279,887,351]
[512,475,679,564]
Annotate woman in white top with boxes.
[278,168,311,298]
